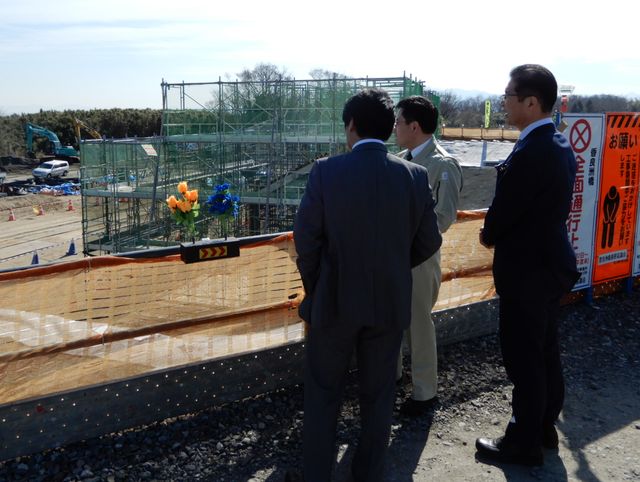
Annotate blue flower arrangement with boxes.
[206,183,239,238]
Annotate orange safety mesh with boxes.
[436,211,495,310]
[0,213,494,405]
[0,234,306,404]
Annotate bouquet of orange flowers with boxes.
[166,181,200,238]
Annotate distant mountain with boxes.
[430,87,498,99]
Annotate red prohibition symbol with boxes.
[570,119,591,153]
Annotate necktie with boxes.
[406,151,413,161]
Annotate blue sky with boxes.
[1,0,638,114]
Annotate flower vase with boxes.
[221,218,229,240]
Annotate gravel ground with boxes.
[1,289,638,482]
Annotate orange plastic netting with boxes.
[0,213,494,404]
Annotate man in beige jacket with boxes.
[395,96,463,416]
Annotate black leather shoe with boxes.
[399,396,438,417]
[542,424,559,449]
[475,436,543,466]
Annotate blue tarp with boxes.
[27,182,80,196]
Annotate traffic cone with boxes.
[67,199,75,211]
[31,251,39,265]
[8,209,16,221]
[33,205,44,216]
[66,238,76,256]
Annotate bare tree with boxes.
[568,94,634,113]
[237,63,292,84]
[309,69,348,80]
[438,90,463,126]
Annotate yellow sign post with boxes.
[484,100,491,129]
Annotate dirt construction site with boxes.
[0,167,83,270]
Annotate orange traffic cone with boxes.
[8,209,16,221]
[67,199,75,211]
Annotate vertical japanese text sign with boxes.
[593,113,640,283]
[629,117,640,275]
[564,114,604,289]
[484,100,491,129]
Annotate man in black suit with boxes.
[293,88,441,481]
[476,64,580,466]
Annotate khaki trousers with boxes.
[397,250,441,401]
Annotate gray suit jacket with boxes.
[294,142,442,330]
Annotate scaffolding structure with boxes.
[81,75,427,255]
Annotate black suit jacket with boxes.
[294,142,442,330]
[482,123,580,298]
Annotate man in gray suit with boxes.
[293,88,441,481]
[395,96,463,416]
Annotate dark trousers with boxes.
[302,322,403,482]
[498,293,564,449]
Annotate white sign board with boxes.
[141,144,158,156]
[563,114,605,289]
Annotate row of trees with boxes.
[1,63,638,159]
[439,92,640,129]
[0,109,162,159]
[0,65,355,158]
[228,63,640,128]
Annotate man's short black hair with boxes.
[510,64,558,113]
[342,88,395,141]
[396,96,438,134]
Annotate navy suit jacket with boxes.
[482,123,580,298]
[294,142,442,330]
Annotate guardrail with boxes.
[441,127,519,141]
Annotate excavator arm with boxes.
[25,123,64,155]
[25,122,79,163]
[73,118,102,144]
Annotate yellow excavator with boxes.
[73,118,102,144]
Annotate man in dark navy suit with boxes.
[476,64,580,466]
[293,88,441,481]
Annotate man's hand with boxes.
[479,228,492,249]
